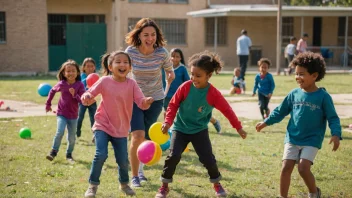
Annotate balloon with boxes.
[38,83,52,97]
[19,127,31,139]
[137,141,162,166]
[160,139,170,151]
[149,122,170,145]
[86,73,100,88]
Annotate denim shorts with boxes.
[163,97,172,111]
[130,99,164,140]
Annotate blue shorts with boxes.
[163,97,172,111]
[130,99,164,140]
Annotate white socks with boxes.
[138,163,144,176]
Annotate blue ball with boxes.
[38,83,52,97]
[160,139,170,151]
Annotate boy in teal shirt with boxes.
[256,52,342,198]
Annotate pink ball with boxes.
[137,141,162,166]
[349,124,352,129]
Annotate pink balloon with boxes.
[137,141,156,164]
[86,73,99,88]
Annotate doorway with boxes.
[313,17,322,46]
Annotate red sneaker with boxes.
[155,186,169,198]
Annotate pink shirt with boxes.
[296,38,307,53]
[85,76,149,138]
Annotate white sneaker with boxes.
[84,185,98,198]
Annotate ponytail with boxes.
[101,53,111,76]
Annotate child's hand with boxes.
[81,93,93,106]
[256,122,267,132]
[161,123,171,134]
[69,88,75,97]
[166,72,175,84]
[329,135,340,151]
[267,94,272,99]
[145,97,154,105]
[237,128,247,139]
[252,93,256,97]
[45,105,52,113]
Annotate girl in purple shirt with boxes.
[45,59,85,162]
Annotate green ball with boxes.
[19,127,31,139]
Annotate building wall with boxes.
[47,0,113,52]
[0,0,48,73]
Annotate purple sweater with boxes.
[46,80,85,119]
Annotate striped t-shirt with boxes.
[125,46,173,100]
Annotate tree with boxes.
[284,0,352,6]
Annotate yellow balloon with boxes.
[149,122,170,145]
[184,144,190,152]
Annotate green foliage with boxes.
[285,0,352,6]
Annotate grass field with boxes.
[0,74,352,197]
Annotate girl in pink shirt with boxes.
[81,51,154,197]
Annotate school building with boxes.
[0,0,351,75]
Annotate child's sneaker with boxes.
[46,149,57,161]
[131,176,142,188]
[308,187,321,198]
[139,174,148,182]
[66,153,75,162]
[213,120,221,133]
[264,108,271,119]
[155,185,169,198]
[120,185,136,196]
[214,183,227,197]
[84,185,98,198]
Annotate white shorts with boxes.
[282,143,319,164]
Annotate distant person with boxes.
[229,67,245,95]
[236,29,252,81]
[256,52,342,198]
[296,33,309,54]
[284,37,297,75]
[45,60,85,162]
[77,58,97,139]
[252,58,275,120]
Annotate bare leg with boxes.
[229,87,236,95]
[298,159,317,193]
[280,160,296,198]
[129,130,145,177]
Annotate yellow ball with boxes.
[149,122,170,145]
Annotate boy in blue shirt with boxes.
[252,58,275,119]
[256,52,342,198]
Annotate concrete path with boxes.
[1,92,352,119]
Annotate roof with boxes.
[187,4,352,17]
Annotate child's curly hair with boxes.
[290,52,326,82]
[188,51,223,74]
[257,58,271,67]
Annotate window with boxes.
[48,14,66,45]
[128,18,187,45]
[0,12,6,43]
[282,17,294,46]
[68,15,105,23]
[338,17,352,46]
[129,0,188,4]
[205,17,227,46]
